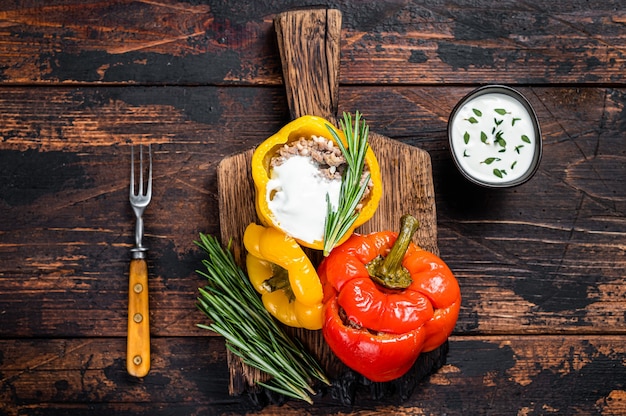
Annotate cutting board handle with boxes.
[274,9,342,123]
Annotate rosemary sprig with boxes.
[194,233,329,404]
[323,111,371,256]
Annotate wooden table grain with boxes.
[1,1,624,415]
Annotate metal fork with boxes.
[127,144,152,378]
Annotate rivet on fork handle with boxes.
[127,144,152,378]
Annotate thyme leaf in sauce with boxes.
[495,131,506,148]
[493,168,507,178]
[481,157,501,165]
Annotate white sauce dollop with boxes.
[266,155,341,244]
[450,92,537,184]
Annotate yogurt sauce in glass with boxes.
[449,88,540,186]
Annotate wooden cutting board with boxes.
[217,8,443,403]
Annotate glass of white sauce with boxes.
[448,85,542,188]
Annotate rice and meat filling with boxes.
[270,135,373,209]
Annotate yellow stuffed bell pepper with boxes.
[243,222,323,330]
[251,114,382,254]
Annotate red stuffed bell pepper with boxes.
[318,214,461,382]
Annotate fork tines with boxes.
[130,144,152,201]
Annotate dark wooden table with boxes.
[1,1,625,415]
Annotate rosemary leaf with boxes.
[323,111,371,256]
[194,234,330,403]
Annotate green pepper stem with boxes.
[262,266,290,292]
[367,214,419,290]
[261,265,296,302]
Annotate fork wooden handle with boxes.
[127,258,150,377]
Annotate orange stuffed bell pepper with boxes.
[318,214,461,382]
